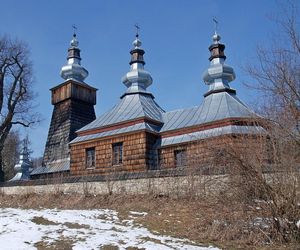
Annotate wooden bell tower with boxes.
[42,33,97,171]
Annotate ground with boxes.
[0,193,299,249]
[0,207,216,250]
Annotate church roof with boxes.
[78,93,164,132]
[157,124,265,148]
[75,31,258,141]
[73,89,257,142]
[78,33,165,133]
[160,91,256,132]
[30,159,70,176]
[71,122,161,144]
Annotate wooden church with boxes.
[30,30,264,179]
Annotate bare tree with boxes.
[245,0,300,145]
[2,130,20,181]
[0,35,39,181]
[230,0,300,243]
[213,130,300,243]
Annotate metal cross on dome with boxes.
[134,23,140,38]
[213,18,218,34]
[72,24,77,37]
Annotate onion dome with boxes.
[60,33,89,82]
[121,33,153,95]
[202,32,236,97]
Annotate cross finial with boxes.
[22,135,30,155]
[213,18,219,34]
[134,23,140,38]
[72,24,77,37]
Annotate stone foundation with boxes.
[1,174,228,196]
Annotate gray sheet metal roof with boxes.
[160,91,256,132]
[71,122,161,144]
[157,125,265,147]
[78,93,165,132]
[74,85,258,147]
[30,159,70,175]
[79,90,255,135]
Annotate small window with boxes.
[112,142,123,165]
[86,147,95,168]
[174,149,187,167]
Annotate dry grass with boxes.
[63,222,90,229]
[100,245,119,250]
[0,193,299,250]
[31,216,59,226]
[34,236,75,250]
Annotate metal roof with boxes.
[78,93,165,132]
[157,125,265,148]
[9,172,31,182]
[71,122,161,144]
[160,91,256,132]
[78,90,256,135]
[73,90,258,146]
[30,159,70,176]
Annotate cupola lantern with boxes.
[60,33,89,82]
[122,27,153,96]
[202,28,236,97]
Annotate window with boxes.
[174,149,187,167]
[112,142,123,165]
[86,147,95,168]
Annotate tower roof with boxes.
[121,31,153,96]
[60,33,89,83]
[78,30,163,134]
[202,31,236,97]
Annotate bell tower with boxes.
[42,33,97,171]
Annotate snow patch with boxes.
[0,208,219,250]
[129,211,148,216]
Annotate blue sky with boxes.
[0,0,283,157]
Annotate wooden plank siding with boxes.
[70,131,160,176]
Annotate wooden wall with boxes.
[158,134,268,173]
[70,128,268,177]
[70,131,159,176]
[51,81,96,105]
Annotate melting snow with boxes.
[0,208,219,250]
[129,211,148,216]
